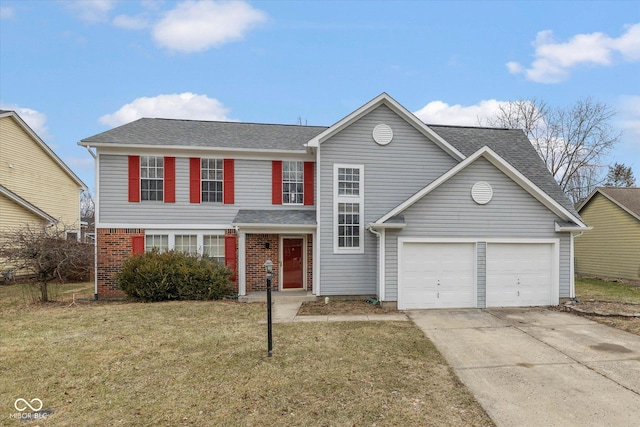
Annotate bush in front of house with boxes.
[116,250,232,302]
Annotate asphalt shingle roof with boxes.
[428,125,580,218]
[232,209,316,225]
[80,117,579,219]
[80,118,327,151]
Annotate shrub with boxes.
[116,251,232,302]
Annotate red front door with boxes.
[282,238,304,289]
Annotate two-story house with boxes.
[80,93,588,308]
[0,110,87,237]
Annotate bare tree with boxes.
[487,97,621,203]
[604,162,636,187]
[80,190,95,220]
[0,224,93,302]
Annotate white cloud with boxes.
[413,99,505,126]
[63,0,117,23]
[113,14,150,30]
[99,93,233,127]
[508,23,640,83]
[1,103,50,139]
[152,0,267,53]
[0,6,15,20]
[618,95,640,138]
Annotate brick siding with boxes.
[96,228,144,299]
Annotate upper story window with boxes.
[338,167,360,196]
[141,156,164,201]
[202,159,223,203]
[334,164,364,254]
[283,161,304,204]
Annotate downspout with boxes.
[367,225,384,301]
[85,146,98,300]
[570,230,585,300]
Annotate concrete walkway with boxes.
[408,307,640,427]
[259,300,408,324]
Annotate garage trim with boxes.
[398,238,478,310]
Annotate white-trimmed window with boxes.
[144,231,225,259]
[145,235,168,252]
[141,156,164,201]
[283,161,304,204]
[175,235,198,255]
[203,235,225,264]
[334,164,364,253]
[202,159,223,202]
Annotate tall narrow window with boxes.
[334,164,364,253]
[141,156,164,201]
[203,235,225,264]
[202,159,223,202]
[283,161,303,204]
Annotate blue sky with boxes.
[1,0,638,193]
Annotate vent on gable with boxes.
[471,182,493,205]
[372,124,393,145]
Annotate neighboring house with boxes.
[79,93,588,308]
[575,187,640,283]
[0,110,87,237]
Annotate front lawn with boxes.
[0,284,492,426]
[574,277,640,336]
[575,277,640,303]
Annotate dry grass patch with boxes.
[298,299,396,316]
[0,286,491,426]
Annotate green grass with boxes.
[575,277,640,303]
[0,283,492,426]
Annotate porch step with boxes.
[238,291,318,303]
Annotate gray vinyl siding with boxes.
[319,105,459,295]
[477,242,487,308]
[384,157,572,301]
[98,155,314,225]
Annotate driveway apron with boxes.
[408,308,640,427]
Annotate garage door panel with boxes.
[400,242,476,310]
[487,243,554,307]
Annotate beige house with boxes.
[0,110,87,236]
[575,187,640,283]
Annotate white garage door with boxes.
[486,243,554,307]
[399,242,476,310]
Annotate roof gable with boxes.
[375,146,587,228]
[0,111,87,190]
[306,93,465,160]
[579,187,640,222]
[0,184,58,224]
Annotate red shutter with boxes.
[272,160,282,205]
[304,162,314,205]
[131,235,144,254]
[225,235,237,281]
[223,159,234,204]
[128,156,140,202]
[164,157,175,203]
[189,158,201,203]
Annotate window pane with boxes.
[203,235,225,263]
[140,156,164,202]
[145,235,168,252]
[201,158,223,203]
[283,161,303,205]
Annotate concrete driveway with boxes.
[408,308,640,427]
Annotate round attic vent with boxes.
[471,182,493,205]
[372,124,393,145]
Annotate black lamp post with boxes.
[263,259,274,357]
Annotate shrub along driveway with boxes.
[409,308,640,427]
[0,285,492,426]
